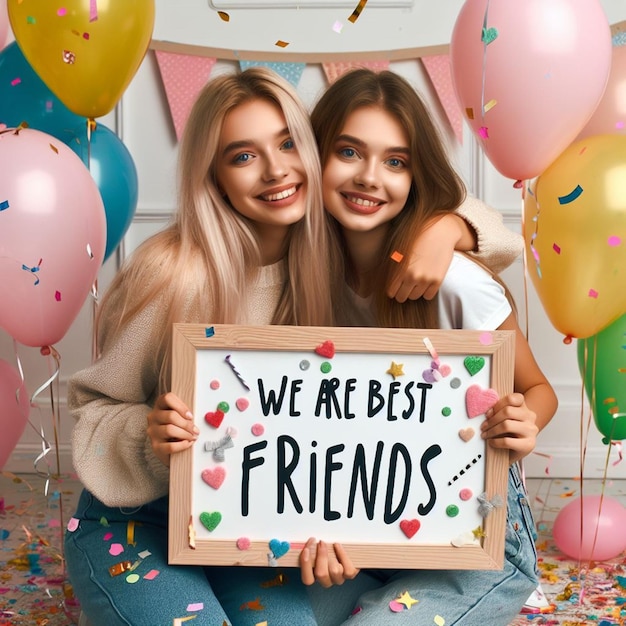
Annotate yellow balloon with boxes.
[524,135,626,339]
[9,0,155,119]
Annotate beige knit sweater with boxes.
[68,198,521,508]
[69,261,287,507]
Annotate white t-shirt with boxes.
[438,253,511,331]
[350,253,512,331]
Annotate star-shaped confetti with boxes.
[387,361,404,379]
[472,525,487,539]
[396,590,419,609]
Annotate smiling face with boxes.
[322,105,412,237]
[215,98,308,244]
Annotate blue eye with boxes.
[339,147,357,158]
[233,152,252,164]
[282,138,295,150]
[386,157,406,169]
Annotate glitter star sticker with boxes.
[387,361,404,379]
[472,525,487,539]
[396,590,419,609]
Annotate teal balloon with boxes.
[65,123,138,261]
[0,42,137,262]
[0,42,83,138]
[578,314,626,443]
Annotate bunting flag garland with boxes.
[321,60,389,84]
[153,51,464,144]
[420,54,463,144]
[154,50,217,140]
[238,61,306,87]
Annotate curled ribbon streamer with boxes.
[612,439,624,466]
[24,347,61,494]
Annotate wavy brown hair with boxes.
[311,68,467,328]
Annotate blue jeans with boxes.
[309,463,539,625]
[65,490,316,625]
[67,464,537,625]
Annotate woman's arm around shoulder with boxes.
[387,195,523,303]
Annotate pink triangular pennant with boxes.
[421,55,463,144]
[322,60,389,85]
[155,50,217,141]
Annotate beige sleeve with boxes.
[68,299,171,508]
[456,195,524,274]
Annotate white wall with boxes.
[3,0,625,479]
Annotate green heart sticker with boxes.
[199,511,222,532]
[464,356,485,376]
[482,27,498,45]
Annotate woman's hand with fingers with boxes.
[299,537,359,587]
[146,392,199,467]
[481,392,539,464]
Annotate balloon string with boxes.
[92,278,100,362]
[519,187,530,341]
[479,0,491,123]
[86,117,101,362]
[574,338,599,601]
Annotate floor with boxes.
[2,471,626,625]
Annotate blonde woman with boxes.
[64,67,335,626]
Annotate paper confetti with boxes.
[348,0,368,23]
[558,184,583,204]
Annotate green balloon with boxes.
[577,314,626,443]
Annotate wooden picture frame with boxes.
[169,324,514,570]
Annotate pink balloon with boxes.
[0,0,7,51]
[0,358,30,470]
[450,0,612,181]
[577,45,626,140]
[552,495,626,561]
[0,128,106,347]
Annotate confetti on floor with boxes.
[3,474,626,625]
[508,477,626,626]
[0,472,81,625]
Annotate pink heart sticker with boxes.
[201,466,226,490]
[465,384,499,418]
[236,397,249,411]
[458,427,475,442]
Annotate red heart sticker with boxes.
[315,340,335,359]
[400,518,420,539]
[204,409,225,428]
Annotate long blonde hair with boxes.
[97,67,334,389]
[311,69,466,328]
